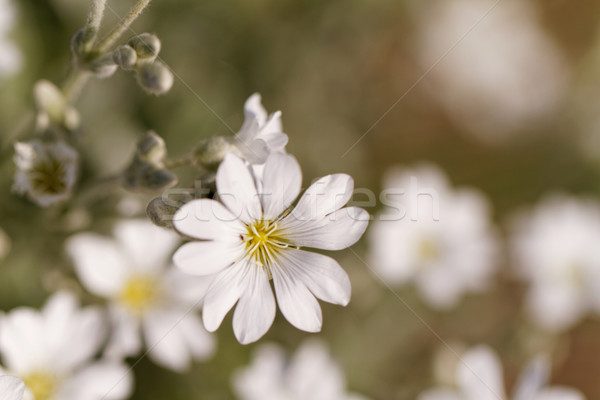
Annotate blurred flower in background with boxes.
[414,0,569,143]
[66,220,216,372]
[418,345,584,400]
[0,292,132,400]
[233,339,370,400]
[0,0,21,81]
[369,164,499,309]
[510,196,600,332]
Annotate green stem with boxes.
[163,154,194,170]
[85,0,108,44]
[61,70,91,103]
[95,0,152,53]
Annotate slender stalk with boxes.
[96,0,152,53]
[85,0,108,41]
[163,154,194,170]
[62,70,91,103]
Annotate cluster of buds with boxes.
[113,34,174,95]
[122,131,178,192]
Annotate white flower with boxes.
[172,153,369,344]
[368,164,499,309]
[509,196,600,332]
[0,0,22,80]
[419,345,585,400]
[233,340,370,400]
[234,93,288,165]
[0,292,132,400]
[0,376,25,400]
[66,219,216,372]
[13,140,79,207]
[415,0,568,143]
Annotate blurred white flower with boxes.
[415,0,568,142]
[66,219,216,372]
[369,164,499,309]
[510,196,600,332]
[234,93,288,164]
[173,153,369,344]
[0,292,132,400]
[233,340,370,400]
[0,0,22,80]
[0,376,25,400]
[13,140,79,207]
[418,345,585,400]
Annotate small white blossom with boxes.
[233,340,370,400]
[415,0,568,142]
[0,292,132,400]
[172,153,369,344]
[0,376,25,400]
[13,140,78,207]
[419,345,585,400]
[0,0,22,80]
[369,164,499,309]
[66,219,216,372]
[234,93,288,165]
[510,196,600,332]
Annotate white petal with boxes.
[418,389,461,400]
[173,240,243,276]
[202,261,250,332]
[233,266,276,344]
[288,174,354,221]
[59,361,133,400]
[179,313,216,360]
[283,207,369,250]
[0,376,25,400]
[216,153,262,223]
[513,355,550,400]
[103,306,142,360]
[233,344,288,400]
[66,234,129,297]
[260,153,302,220]
[533,388,585,400]
[113,220,179,272]
[173,199,244,241]
[279,249,351,306]
[142,309,192,372]
[271,262,322,333]
[457,346,507,400]
[163,267,214,306]
[0,309,44,373]
[242,93,268,130]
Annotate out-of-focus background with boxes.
[2,0,600,399]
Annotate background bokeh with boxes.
[2,0,600,399]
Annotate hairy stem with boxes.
[85,0,108,41]
[62,70,91,103]
[163,154,194,170]
[96,0,152,53]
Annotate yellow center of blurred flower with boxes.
[243,220,290,269]
[417,237,440,263]
[23,372,58,400]
[119,276,161,313]
[30,158,67,195]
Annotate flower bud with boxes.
[137,131,166,164]
[136,61,174,95]
[71,28,95,57]
[113,45,138,70]
[193,136,240,171]
[146,196,188,229]
[128,33,161,61]
[88,53,118,79]
[34,80,66,124]
[122,159,178,192]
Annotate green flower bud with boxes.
[71,28,96,57]
[136,61,174,95]
[137,131,166,164]
[128,33,161,61]
[146,196,186,229]
[34,80,66,124]
[193,136,240,171]
[122,159,178,192]
[113,45,138,70]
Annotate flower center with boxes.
[23,371,58,400]
[243,220,290,269]
[30,158,67,195]
[119,276,161,313]
[417,237,440,263]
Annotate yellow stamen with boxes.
[23,372,58,400]
[119,275,161,313]
[243,220,290,271]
